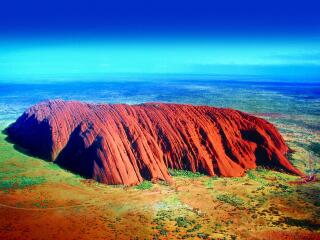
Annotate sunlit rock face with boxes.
[7,100,303,185]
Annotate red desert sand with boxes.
[7,100,304,185]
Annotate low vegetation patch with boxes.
[308,142,320,157]
[216,193,244,207]
[0,176,46,190]
[45,162,62,171]
[203,177,219,188]
[135,180,153,190]
[162,194,182,207]
[175,216,195,228]
[269,183,294,197]
[168,168,204,178]
[152,210,173,238]
[246,169,266,184]
[187,223,202,232]
[197,232,210,239]
[159,229,168,236]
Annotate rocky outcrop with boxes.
[7,100,303,185]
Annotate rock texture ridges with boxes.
[7,100,303,185]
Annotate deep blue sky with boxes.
[1,0,320,37]
[0,0,319,81]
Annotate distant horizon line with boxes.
[0,73,319,84]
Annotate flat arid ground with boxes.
[0,117,319,240]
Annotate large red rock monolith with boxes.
[7,100,303,185]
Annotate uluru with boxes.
[6,100,303,185]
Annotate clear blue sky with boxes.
[0,0,319,81]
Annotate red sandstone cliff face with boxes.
[7,100,303,185]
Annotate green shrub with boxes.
[135,181,153,190]
[175,216,195,228]
[159,229,168,236]
[246,170,258,180]
[168,168,204,178]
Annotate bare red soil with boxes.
[7,100,303,185]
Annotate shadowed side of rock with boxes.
[6,100,304,185]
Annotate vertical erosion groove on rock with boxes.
[6,100,303,185]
